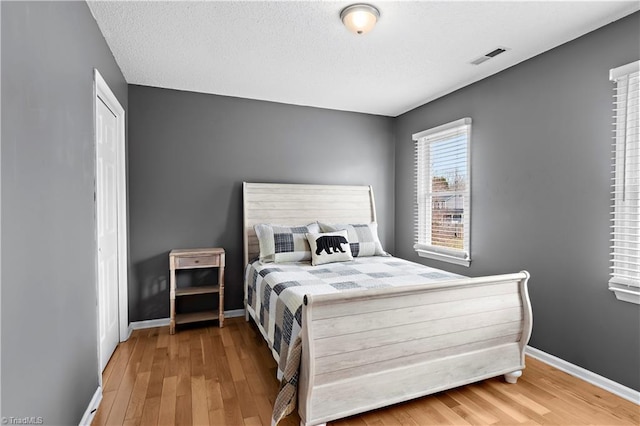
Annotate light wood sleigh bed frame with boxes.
[243,182,532,426]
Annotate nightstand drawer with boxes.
[175,255,218,268]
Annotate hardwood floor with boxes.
[93,318,639,426]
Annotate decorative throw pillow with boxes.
[318,222,386,257]
[306,230,354,266]
[254,222,321,264]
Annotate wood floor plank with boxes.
[547,388,632,426]
[96,318,639,426]
[109,332,148,418]
[101,346,121,387]
[229,322,251,360]
[543,396,601,425]
[487,380,550,416]
[156,327,169,349]
[458,384,522,425]
[448,388,500,424]
[201,333,217,381]
[205,378,224,412]
[220,378,239,409]
[243,415,262,426]
[243,361,267,397]
[139,396,161,426]
[137,335,158,375]
[212,334,234,384]
[223,338,247,382]
[190,332,205,377]
[105,358,139,425]
[220,324,235,347]
[468,383,529,424]
[124,371,151,421]
[191,375,210,425]
[91,389,116,426]
[103,337,137,393]
[145,348,169,400]
[253,394,277,426]
[167,329,180,361]
[157,376,177,425]
[208,408,225,425]
[401,399,444,425]
[234,379,259,419]
[178,332,191,359]
[429,397,472,425]
[481,381,548,425]
[175,393,193,426]
[176,348,192,398]
[129,334,151,375]
[221,389,245,426]
[121,418,138,426]
[613,403,640,425]
[389,405,421,425]
[334,416,369,426]
[526,358,626,410]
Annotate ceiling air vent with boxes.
[470,47,509,65]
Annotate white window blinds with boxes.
[413,118,471,266]
[609,60,640,304]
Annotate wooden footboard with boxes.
[298,271,532,426]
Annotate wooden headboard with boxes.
[242,182,377,265]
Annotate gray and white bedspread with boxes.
[244,256,463,378]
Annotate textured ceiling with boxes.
[87,1,639,117]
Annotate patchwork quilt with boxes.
[244,256,464,379]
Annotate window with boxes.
[413,118,471,266]
[609,60,639,304]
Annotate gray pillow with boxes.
[254,222,321,263]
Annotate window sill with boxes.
[415,249,471,267]
[609,284,640,305]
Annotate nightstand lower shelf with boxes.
[175,285,220,297]
[175,310,219,325]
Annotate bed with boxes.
[242,182,532,426]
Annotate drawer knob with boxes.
[194,260,199,263]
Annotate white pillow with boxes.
[306,230,354,266]
[254,222,321,263]
[318,222,386,257]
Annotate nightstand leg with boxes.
[170,298,176,334]
[170,263,176,334]
[219,261,225,328]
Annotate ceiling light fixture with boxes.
[340,4,380,35]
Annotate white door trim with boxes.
[94,69,128,375]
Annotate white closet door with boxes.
[96,96,120,372]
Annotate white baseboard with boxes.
[224,309,246,318]
[128,309,246,334]
[79,386,102,426]
[526,346,640,405]
[129,317,170,331]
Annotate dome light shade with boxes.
[340,4,380,35]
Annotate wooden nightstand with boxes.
[169,248,225,334]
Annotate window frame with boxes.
[609,60,640,304]
[413,118,472,267]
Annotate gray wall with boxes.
[394,12,640,391]
[127,85,394,322]
[1,1,128,422]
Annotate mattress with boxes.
[244,255,464,378]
